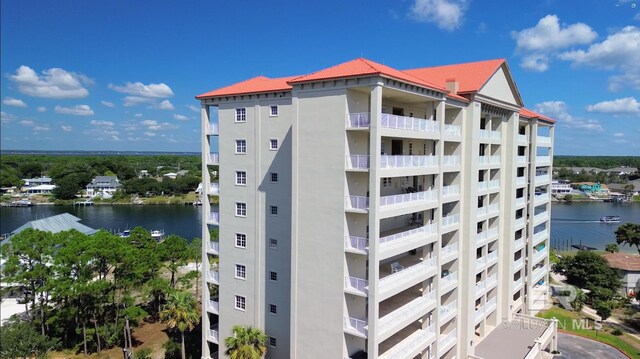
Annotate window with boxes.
[235,295,246,311]
[235,139,247,154]
[382,177,392,187]
[269,304,277,314]
[270,105,278,117]
[235,171,246,185]
[268,337,277,348]
[235,202,247,217]
[269,238,278,249]
[270,205,278,216]
[235,233,246,248]
[235,264,246,279]
[269,271,278,281]
[270,172,278,183]
[235,108,246,122]
[270,139,278,150]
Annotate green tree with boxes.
[605,243,619,253]
[593,300,612,320]
[552,250,621,302]
[225,325,268,359]
[161,292,200,359]
[189,238,202,297]
[615,223,640,255]
[571,288,586,312]
[159,235,189,288]
[145,278,172,322]
[52,175,82,199]
[0,318,59,359]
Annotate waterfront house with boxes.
[551,180,571,195]
[25,184,56,195]
[602,253,640,296]
[138,169,151,178]
[574,181,608,194]
[21,176,53,187]
[86,176,121,197]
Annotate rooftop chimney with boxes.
[445,78,459,94]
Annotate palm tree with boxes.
[225,325,267,359]
[160,291,200,359]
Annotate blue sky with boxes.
[1,0,638,155]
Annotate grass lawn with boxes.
[538,306,640,358]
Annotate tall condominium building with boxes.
[197,58,558,359]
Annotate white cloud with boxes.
[613,132,625,137]
[134,113,143,118]
[54,104,94,116]
[140,120,158,126]
[140,119,178,131]
[19,120,35,126]
[512,15,597,72]
[173,114,187,121]
[157,100,174,110]
[1,111,16,123]
[101,100,115,107]
[90,120,115,127]
[33,125,51,132]
[187,104,200,113]
[586,97,640,115]
[559,26,640,91]
[535,101,603,131]
[37,106,47,112]
[410,0,467,31]
[123,96,154,107]
[61,125,73,132]
[8,65,92,98]
[144,131,156,137]
[108,82,174,98]
[2,97,27,108]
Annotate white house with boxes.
[86,176,121,197]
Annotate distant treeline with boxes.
[553,156,640,170]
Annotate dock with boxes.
[74,200,94,206]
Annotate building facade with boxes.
[198,58,556,359]
[85,176,121,197]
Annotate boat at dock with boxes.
[8,200,34,207]
[600,215,621,223]
[150,229,165,242]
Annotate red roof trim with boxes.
[520,107,556,123]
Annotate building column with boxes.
[200,103,212,359]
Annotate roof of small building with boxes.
[602,252,640,271]
[10,213,98,237]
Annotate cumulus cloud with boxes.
[559,26,640,91]
[8,65,92,98]
[33,125,51,132]
[144,131,157,137]
[54,104,94,116]
[511,15,597,72]
[187,104,200,113]
[123,96,154,107]
[173,114,187,121]
[1,111,16,123]
[101,100,115,107]
[61,125,73,132]
[410,0,467,31]
[90,120,115,127]
[19,120,35,126]
[3,97,27,108]
[535,101,603,131]
[134,113,143,118]
[37,106,47,112]
[108,82,174,98]
[157,100,174,110]
[586,97,640,115]
[140,119,178,131]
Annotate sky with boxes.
[1,0,639,155]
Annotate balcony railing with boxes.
[379,325,435,359]
[517,156,527,164]
[476,228,498,244]
[486,273,498,288]
[478,179,500,191]
[533,211,548,224]
[209,325,219,343]
[208,211,220,225]
[208,182,220,195]
[533,230,548,244]
[516,176,527,186]
[344,317,367,337]
[441,213,460,227]
[476,297,498,322]
[345,196,369,211]
[514,257,524,269]
[380,155,438,169]
[379,257,437,295]
[536,156,551,166]
[345,236,368,253]
[379,223,437,249]
[378,292,436,336]
[537,136,552,146]
[533,247,548,264]
[514,237,525,249]
[476,255,487,269]
[380,189,437,208]
[515,217,525,228]
[346,155,370,169]
[535,174,550,184]
[513,277,523,292]
[515,197,526,207]
[345,276,368,296]
[208,270,219,284]
[346,113,370,128]
[207,153,220,165]
[438,329,457,352]
[535,193,550,204]
[208,299,219,314]
[443,124,461,136]
[532,265,548,282]
[208,241,219,255]
[440,271,457,290]
[207,123,219,135]
[477,203,499,217]
[439,300,457,322]
[486,251,498,265]
[518,134,528,143]
[442,184,460,197]
[381,113,439,133]
[479,129,501,140]
[442,155,461,166]
[441,243,458,261]
[478,155,500,165]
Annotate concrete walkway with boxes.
[557,332,628,359]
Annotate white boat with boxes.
[600,216,621,223]
[151,229,165,241]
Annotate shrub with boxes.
[137,348,153,359]
[612,328,623,336]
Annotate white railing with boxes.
[208,123,219,135]
[479,129,501,140]
[476,256,486,269]
[515,197,526,207]
[536,156,551,166]
[380,189,437,207]
[346,155,370,169]
[476,278,487,293]
[442,155,461,166]
[513,277,523,291]
[208,241,219,254]
[209,300,219,313]
[486,297,497,312]
[486,273,498,288]
[208,270,219,284]
[533,212,547,224]
[346,113,370,128]
[514,257,524,269]
[345,196,369,211]
[518,134,528,143]
[515,237,525,249]
[344,317,367,337]
[537,136,552,146]
[379,223,437,248]
[516,176,527,186]
[478,155,500,165]
[440,271,457,289]
[441,243,458,260]
[535,174,550,184]
[207,153,220,165]
[209,325,219,343]
[515,217,525,228]
[380,257,437,293]
[208,211,219,225]
[379,326,435,359]
[533,248,548,264]
[478,203,499,217]
[441,213,459,227]
[476,228,498,243]
[535,193,550,204]
[380,155,438,169]
[533,230,547,243]
[478,179,500,191]
[517,156,527,164]
[208,182,220,195]
[443,124,461,136]
[378,292,436,333]
[345,236,368,253]
[381,113,440,133]
[439,329,457,351]
[486,251,498,264]
[345,276,368,295]
[439,300,457,321]
[442,184,460,197]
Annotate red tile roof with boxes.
[520,107,556,123]
[602,252,640,271]
[404,59,505,94]
[195,75,298,99]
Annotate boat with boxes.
[150,229,165,241]
[572,244,597,251]
[119,229,131,238]
[600,216,621,223]
[10,199,33,207]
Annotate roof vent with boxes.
[445,78,459,94]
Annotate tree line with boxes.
[0,227,202,358]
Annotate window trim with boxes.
[235,139,247,155]
[235,202,247,217]
[235,108,247,123]
[269,105,278,117]
[235,171,247,186]
[235,233,247,249]
[269,138,278,151]
[234,295,246,311]
[235,264,247,280]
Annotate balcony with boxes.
[345,196,369,212]
[533,211,548,225]
[515,217,525,228]
[207,299,219,315]
[208,182,220,195]
[478,180,500,192]
[477,203,499,218]
[207,123,219,135]
[534,193,550,205]
[479,129,501,140]
[208,241,219,255]
[478,155,501,166]
[442,155,461,167]
[441,213,460,229]
[532,265,548,283]
[537,136,552,147]
[514,238,525,250]
[514,257,524,270]
[345,276,368,297]
[476,228,499,245]
[345,236,368,254]
[440,271,457,292]
[476,256,487,270]
[344,317,367,338]
[536,156,551,167]
[379,257,438,300]
[346,155,370,170]
[209,325,219,344]
[515,197,526,207]
[516,176,527,186]
[379,223,438,259]
[207,211,220,225]
[517,156,527,165]
[378,292,436,340]
[513,277,524,292]
[381,113,440,134]
[380,155,438,170]
[346,113,370,129]
[208,270,219,285]
[533,247,548,265]
[535,174,550,185]
[475,297,497,323]
[440,243,458,263]
[443,124,461,137]
[380,190,437,215]
[207,153,219,166]
[486,251,498,266]
[439,300,457,324]
[442,184,460,198]
[533,230,548,245]
[438,329,457,355]
[486,273,498,289]
[378,324,436,359]
[518,134,528,143]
